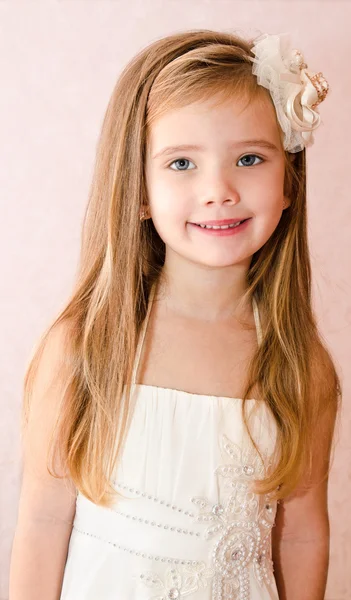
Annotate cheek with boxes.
[257,198,285,240]
[150,183,190,223]
[251,175,284,212]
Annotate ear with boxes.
[283,196,291,209]
[139,205,151,220]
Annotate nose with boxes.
[199,167,240,207]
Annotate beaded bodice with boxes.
[60,289,280,600]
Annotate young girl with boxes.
[10,29,341,600]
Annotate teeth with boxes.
[198,221,244,230]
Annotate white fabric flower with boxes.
[250,32,329,153]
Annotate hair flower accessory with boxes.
[249,32,329,153]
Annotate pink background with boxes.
[1,1,350,598]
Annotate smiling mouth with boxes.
[191,219,250,230]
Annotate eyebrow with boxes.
[152,139,280,159]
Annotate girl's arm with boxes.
[271,402,337,599]
[9,324,77,600]
[272,477,330,599]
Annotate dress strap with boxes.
[252,295,263,347]
[131,283,157,385]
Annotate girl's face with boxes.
[145,92,289,270]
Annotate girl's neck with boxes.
[156,267,251,322]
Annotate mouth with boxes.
[187,218,252,236]
[190,218,251,230]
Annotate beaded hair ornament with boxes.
[249,32,329,153]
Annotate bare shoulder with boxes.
[18,320,77,529]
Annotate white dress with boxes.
[60,288,280,600]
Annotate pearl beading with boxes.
[112,480,196,519]
[138,433,278,599]
[139,563,215,598]
[72,525,203,566]
[211,521,273,600]
[108,502,201,538]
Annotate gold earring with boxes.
[140,209,147,221]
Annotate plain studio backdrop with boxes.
[0,1,350,599]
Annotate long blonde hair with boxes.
[22,29,342,507]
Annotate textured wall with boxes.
[1,1,350,599]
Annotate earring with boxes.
[139,207,149,221]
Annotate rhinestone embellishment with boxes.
[243,465,255,476]
[190,434,277,599]
[212,503,225,516]
[138,434,278,599]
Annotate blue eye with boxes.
[168,154,264,171]
[238,154,264,167]
[169,158,195,171]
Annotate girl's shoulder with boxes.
[19,319,78,529]
[22,318,78,483]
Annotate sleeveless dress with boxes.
[60,287,280,600]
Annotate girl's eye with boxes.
[168,158,195,171]
[168,154,264,171]
[237,154,264,167]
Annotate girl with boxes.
[10,29,341,600]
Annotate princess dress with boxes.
[60,287,280,600]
